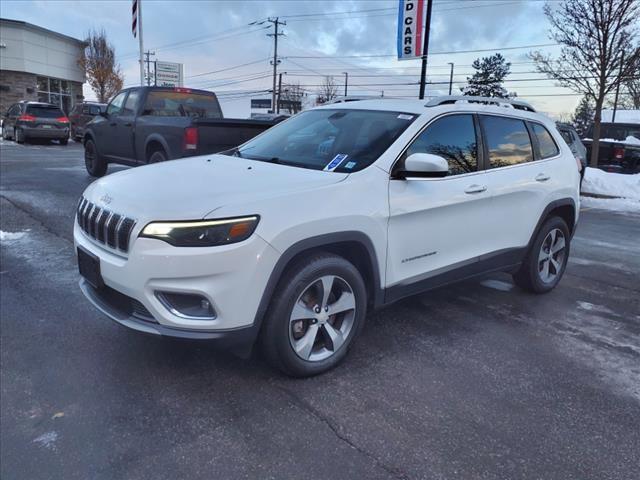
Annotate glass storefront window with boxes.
[34,76,73,113]
[37,77,49,92]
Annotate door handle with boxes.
[535,173,551,182]
[464,184,487,194]
[123,122,132,127]
[109,122,117,126]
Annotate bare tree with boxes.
[78,29,124,103]
[316,76,338,104]
[530,0,640,166]
[279,82,305,114]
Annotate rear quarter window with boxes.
[531,123,560,159]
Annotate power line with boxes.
[187,58,271,79]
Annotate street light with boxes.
[342,72,348,97]
[447,62,454,95]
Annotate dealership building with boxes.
[0,18,85,115]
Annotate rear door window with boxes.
[404,114,479,175]
[531,123,560,159]
[481,115,533,168]
[142,91,222,118]
[123,90,140,116]
[25,105,64,118]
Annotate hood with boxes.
[83,154,348,220]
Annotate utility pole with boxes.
[267,17,286,113]
[144,50,155,86]
[418,0,433,100]
[447,62,454,95]
[277,72,283,114]
[612,51,625,124]
[137,0,144,86]
[343,72,348,97]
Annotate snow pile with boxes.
[0,230,27,242]
[581,167,640,212]
[600,109,640,124]
[583,136,640,146]
[582,167,640,199]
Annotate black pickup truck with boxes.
[583,122,640,174]
[83,86,282,177]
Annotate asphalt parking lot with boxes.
[1,139,639,480]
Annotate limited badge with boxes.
[323,153,349,171]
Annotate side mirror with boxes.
[397,153,448,179]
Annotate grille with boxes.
[77,197,136,253]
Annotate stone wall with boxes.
[0,70,37,114]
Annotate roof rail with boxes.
[425,95,536,112]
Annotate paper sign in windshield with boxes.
[324,154,348,171]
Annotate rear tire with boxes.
[15,128,25,144]
[60,138,68,146]
[84,139,107,177]
[261,253,367,377]
[148,149,167,163]
[513,216,570,293]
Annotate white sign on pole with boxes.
[155,61,184,87]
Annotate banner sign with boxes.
[397,0,425,60]
[155,61,183,87]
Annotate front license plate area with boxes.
[77,247,104,288]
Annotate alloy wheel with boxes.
[288,275,356,362]
[538,228,566,284]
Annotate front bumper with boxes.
[74,221,280,340]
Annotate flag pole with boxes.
[418,0,433,100]
[138,0,144,86]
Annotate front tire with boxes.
[60,138,68,146]
[261,253,368,377]
[84,139,107,177]
[513,216,570,293]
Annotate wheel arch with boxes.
[144,134,171,162]
[528,198,577,250]
[252,231,383,331]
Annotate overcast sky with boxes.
[1,0,582,118]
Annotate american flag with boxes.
[132,0,138,38]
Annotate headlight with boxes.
[140,216,259,247]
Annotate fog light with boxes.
[156,292,217,320]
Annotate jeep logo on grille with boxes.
[100,194,113,205]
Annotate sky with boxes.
[0,0,584,119]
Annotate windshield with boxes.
[226,108,416,172]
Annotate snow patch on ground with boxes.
[33,431,58,450]
[582,167,640,199]
[480,279,514,292]
[0,230,28,242]
[580,195,640,213]
[576,301,617,316]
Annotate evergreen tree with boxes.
[462,53,511,98]
[572,96,594,136]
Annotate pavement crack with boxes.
[272,382,410,480]
[0,194,74,245]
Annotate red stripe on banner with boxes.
[415,0,424,57]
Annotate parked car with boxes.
[556,122,587,182]
[74,95,580,377]
[83,86,282,177]
[2,101,69,144]
[69,102,106,141]
[583,121,640,174]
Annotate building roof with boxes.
[601,109,640,124]
[0,18,85,46]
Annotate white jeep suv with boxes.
[74,96,579,377]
